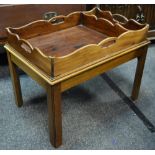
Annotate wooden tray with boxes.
[0,4,86,45]
[84,7,155,41]
[84,7,146,30]
[6,10,149,78]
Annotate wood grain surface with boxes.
[28,25,108,57]
[6,9,149,77]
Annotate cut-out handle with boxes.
[113,14,128,24]
[49,15,65,24]
[99,37,116,48]
[21,41,33,53]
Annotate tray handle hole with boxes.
[99,39,116,48]
[21,43,32,53]
[49,16,65,24]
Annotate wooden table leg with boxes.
[7,51,23,107]
[47,83,62,148]
[131,49,147,101]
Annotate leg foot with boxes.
[47,83,62,148]
[7,51,23,107]
[131,50,147,101]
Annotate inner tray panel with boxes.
[28,25,108,57]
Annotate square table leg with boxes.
[131,49,147,101]
[7,51,23,107]
[47,83,62,148]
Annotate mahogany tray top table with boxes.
[5,8,150,147]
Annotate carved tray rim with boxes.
[5,8,149,77]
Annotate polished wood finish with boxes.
[6,10,149,77]
[61,47,147,92]
[10,51,47,90]
[87,5,155,40]
[28,25,107,57]
[5,40,149,87]
[5,9,150,147]
[84,7,146,30]
[131,47,148,100]
[47,83,62,147]
[7,51,23,107]
[5,41,149,148]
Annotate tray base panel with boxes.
[28,25,108,57]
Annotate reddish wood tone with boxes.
[47,83,62,147]
[7,51,23,107]
[6,10,149,77]
[87,5,155,40]
[131,47,148,100]
[28,25,108,57]
[5,9,149,147]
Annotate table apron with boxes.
[61,49,146,92]
[10,47,147,93]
